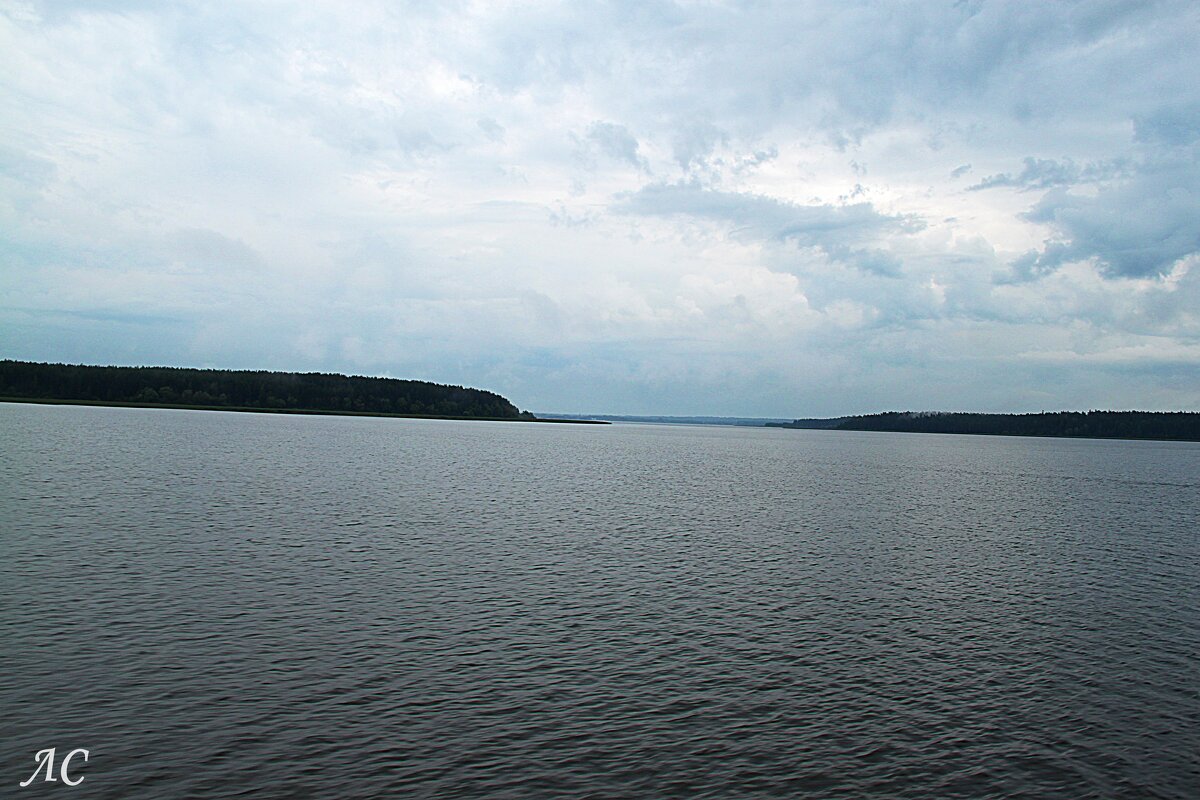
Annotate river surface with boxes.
[2,402,1198,798]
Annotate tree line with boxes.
[819,410,1200,441]
[0,360,523,419]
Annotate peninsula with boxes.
[0,360,547,421]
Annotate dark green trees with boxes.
[0,360,522,419]
[831,410,1200,441]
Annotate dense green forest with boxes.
[772,410,1200,441]
[0,360,523,419]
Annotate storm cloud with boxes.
[616,182,921,276]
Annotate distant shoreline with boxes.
[787,426,1200,444]
[536,413,790,427]
[768,410,1200,443]
[0,397,609,424]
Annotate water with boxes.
[2,402,1198,798]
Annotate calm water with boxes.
[2,402,1198,799]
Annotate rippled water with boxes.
[2,402,1198,798]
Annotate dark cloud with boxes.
[670,122,728,172]
[1010,165,1200,279]
[586,121,648,171]
[968,157,1127,191]
[1134,103,1200,147]
[615,181,922,276]
[732,146,778,174]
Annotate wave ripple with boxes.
[2,405,1198,798]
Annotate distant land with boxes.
[535,413,790,427]
[6,361,1194,439]
[0,360,604,422]
[768,411,1200,442]
[763,417,847,430]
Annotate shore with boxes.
[0,397,610,424]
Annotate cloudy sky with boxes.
[3,1,1199,416]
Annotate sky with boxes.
[3,1,1199,416]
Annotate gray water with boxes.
[2,402,1198,799]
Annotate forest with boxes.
[0,360,523,419]
[772,410,1200,441]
